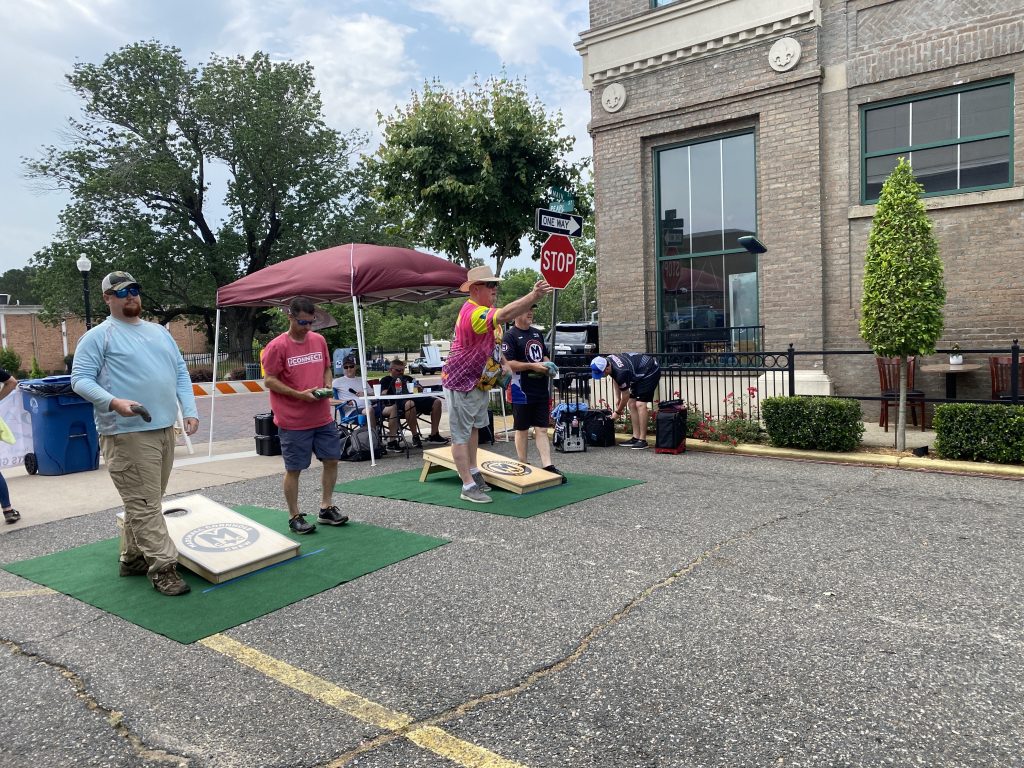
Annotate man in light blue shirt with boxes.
[72,271,199,596]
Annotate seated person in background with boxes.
[379,358,447,450]
[331,356,380,428]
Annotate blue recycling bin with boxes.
[18,376,100,475]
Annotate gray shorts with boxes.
[444,388,490,444]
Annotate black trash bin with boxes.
[18,376,100,475]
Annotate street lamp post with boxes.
[76,255,92,330]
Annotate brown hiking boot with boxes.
[151,565,191,596]
[119,556,149,577]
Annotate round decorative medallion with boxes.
[601,83,627,113]
[768,37,801,72]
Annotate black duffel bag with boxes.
[583,409,616,447]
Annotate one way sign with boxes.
[535,208,584,238]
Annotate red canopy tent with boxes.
[208,243,468,460]
[216,243,469,308]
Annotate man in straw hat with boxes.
[442,266,552,503]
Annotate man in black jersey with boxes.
[502,305,564,479]
[590,353,661,449]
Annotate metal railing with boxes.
[646,325,765,360]
[550,341,1021,423]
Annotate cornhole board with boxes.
[420,446,563,494]
[116,494,300,584]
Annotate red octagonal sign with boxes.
[540,234,577,289]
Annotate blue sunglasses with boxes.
[295,318,315,326]
[108,286,140,298]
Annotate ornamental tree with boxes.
[859,157,946,450]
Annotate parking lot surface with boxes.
[1,394,1022,767]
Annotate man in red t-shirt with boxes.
[262,298,347,534]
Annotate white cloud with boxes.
[217,3,418,141]
[419,0,588,65]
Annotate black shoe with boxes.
[288,514,317,534]
[412,434,423,448]
[3,508,20,524]
[317,505,349,526]
[631,439,649,450]
[119,556,149,577]
[387,440,401,452]
[543,465,567,484]
[426,434,449,444]
[618,438,641,447]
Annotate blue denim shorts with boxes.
[278,421,341,471]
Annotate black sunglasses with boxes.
[343,364,356,369]
[108,286,140,298]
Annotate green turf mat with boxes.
[336,469,643,517]
[2,506,447,644]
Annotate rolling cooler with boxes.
[655,399,687,455]
[552,373,588,454]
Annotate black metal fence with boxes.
[551,341,1021,423]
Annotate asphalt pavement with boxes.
[1,392,1022,767]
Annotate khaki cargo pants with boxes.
[101,427,177,576]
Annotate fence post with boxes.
[1012,339,1019,404]
[787,344,796,397]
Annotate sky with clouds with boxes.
[0,0,591,276]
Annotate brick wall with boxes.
[585,0,1024,405]
[819,0,1024,402]
[590,27,825,356]
[0,309,207,374]
[588,0,653,30]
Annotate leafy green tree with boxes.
[370,75,590,274]
[860,157,945,450]
[24,42,386,350]
[0,267,40,305]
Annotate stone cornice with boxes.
[577,0,819,88]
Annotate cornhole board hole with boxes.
[116,494,300,584]
[420,446,563,494]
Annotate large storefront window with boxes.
[655,132,758,353]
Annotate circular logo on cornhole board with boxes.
[480,460,531,476]
[181,523,260,553]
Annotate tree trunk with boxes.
[897,355,908,451]
[223,306,262,359]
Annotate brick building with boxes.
[0,304,208,374]
[576,0,1024,400]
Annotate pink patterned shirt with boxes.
[442,299,500,392]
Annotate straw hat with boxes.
[459,265,503,293]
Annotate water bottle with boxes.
[571,414,579,435]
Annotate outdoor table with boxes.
[919,362,983,399]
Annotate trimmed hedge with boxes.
[933,403,1024,464]
[762,396,865,452]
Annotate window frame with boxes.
[653,129,759,347]
[859,78,1014,204]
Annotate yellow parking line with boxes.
[200,634,527,768]
[0,587,56,598]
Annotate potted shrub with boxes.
[949,343,963,366]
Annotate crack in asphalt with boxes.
[327,497,846,767]
[1,638,192,767]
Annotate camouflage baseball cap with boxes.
[101,271,141,292]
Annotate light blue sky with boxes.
[0,0,591,276]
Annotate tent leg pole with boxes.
[208,309,221,458]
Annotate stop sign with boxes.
[540,234,577,289]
